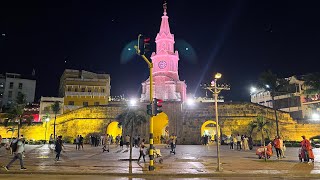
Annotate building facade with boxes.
[140,4,187,102]
[0,73,36,108]
[59,69,111,111]
[250,76,320,120]
[39,96,64,122]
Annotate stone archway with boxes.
[106,121,122,141]
[153,112,169,144]
[201,120,220,142]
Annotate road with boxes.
[0,143,319,179]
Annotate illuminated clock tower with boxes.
[141,2,187,102]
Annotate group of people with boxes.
[229,134,253,151]
[74,135,84,150]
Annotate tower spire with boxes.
[163,0,167,16]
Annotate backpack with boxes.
[10,140,19,152]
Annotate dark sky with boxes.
[1,1,319,102]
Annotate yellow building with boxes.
[59,69,111,112]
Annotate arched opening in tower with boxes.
[106,121,122,141]
[153,112,169,144]
[201,120,220,144]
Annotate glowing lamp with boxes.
[311,113,320,120]
[129,98,137,106]
[250,87,257,93]
[187,98,195,106]
[214,73,222,79]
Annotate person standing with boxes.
[103,134,110,152]
[279,136,285,158]
[79,135,84,150]
[233,136,237,150]
[125,135,130,150]
[243,135,249,151]
[301,135,314,162]
[169,133,177,154]
[75,135,80,150]
[55,135,65,161]
[137,139,146,163]
[273,136,282,159]
[4,136,27,170]
[119,136,124,150]
[236,134,242,150]
[229,135,234,149]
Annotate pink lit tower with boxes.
[141,2,187,102]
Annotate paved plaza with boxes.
[0,143,319,179]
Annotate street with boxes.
[0,143,319,179]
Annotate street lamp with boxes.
[201,72,230,172]
[129,98,137,107]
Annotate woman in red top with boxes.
[301,135,314,162]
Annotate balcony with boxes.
[65,92,107,97]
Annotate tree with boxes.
[251,115,272,161]
[51,101,61,141]
[259,70,289,137]
[116,108,147,161]
[25,115,34,126]
[302,72,320,95]
[6,93,27,138]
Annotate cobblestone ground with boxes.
[0,143,319,178]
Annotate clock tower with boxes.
[141,2,187,102]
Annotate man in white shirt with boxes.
[4,137,27,171]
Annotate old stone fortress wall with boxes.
[1,102,318,144]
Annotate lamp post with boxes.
[201,73,230,172]
[134,34,155,171]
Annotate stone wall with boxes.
[0,102,319,144]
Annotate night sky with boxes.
[1,1,319,102]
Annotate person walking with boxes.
[55,135,65,161]
[3,136,27,171]
[137,139,146,163]
[233,135,237,150]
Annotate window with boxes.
[68,101,74,105]
[8,91,12,98]
[18,83,23,89]
[75,88,78,92]
[88,88,92,92]
[101,89,105,93]
[81,88,85,92]
[67,87,71,91]
[17,92,22,97]
[9,82,13,89]
[83,102,88,106]
[94,102,99,106]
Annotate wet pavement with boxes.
[0,143,319,178]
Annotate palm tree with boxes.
[7,127,16,142]
[116,108,147,161]
[251,115,271,161]
[259,70,288,137]
[51,101,61,142]
[6,93,27,138]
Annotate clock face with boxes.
[158,61,167,69]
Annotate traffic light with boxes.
[143,37,151,53]
[147,103,152,115]
[152,98,163,116]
